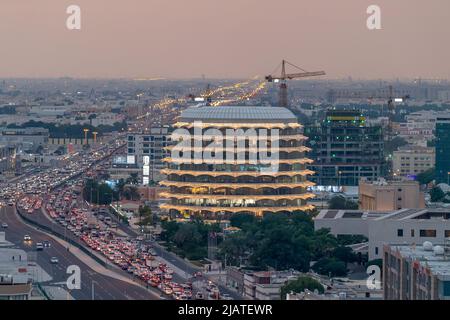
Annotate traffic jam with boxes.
[43,181,209,300]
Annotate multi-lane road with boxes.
[1,205,158,300]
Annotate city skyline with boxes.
[0,0,449,79]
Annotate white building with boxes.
[393,145,435,178]
[127,127,170,184]
[314,208,450,260]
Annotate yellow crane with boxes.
[266,59,325,107]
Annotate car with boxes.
[50,257,59,264]
[36,243,44,251]
[195,292,204,300]
[221,293,233,300]
[43,240,51,248]
[1,222,7,228]
[23,235,31,241]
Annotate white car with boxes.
[1,222,7,228]
[23,235,31,241]
[50,257,59,264]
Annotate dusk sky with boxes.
[1,0,449,79]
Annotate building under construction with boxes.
[304,109,385,187]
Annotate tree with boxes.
[430,186,445,202]
[126,172,139,185]
[229,213,257,229]
[280,276,324,299]
[312,258,347,277]
[331,246,357,266]
[123,186,141,201]
[328,196,358,210]
[416,168,435,185]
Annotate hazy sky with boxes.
[1,0,449,79]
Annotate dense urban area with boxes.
[1,75,450,301]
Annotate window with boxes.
[375,247,379,255]
[420,229,437,238]
[445,230,450,238]
[411,229,415,237]
[397,229,404,237]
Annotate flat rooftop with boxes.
[180,106,298,123]
[389,244,450,278]
[315,209,450,222]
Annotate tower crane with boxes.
[266,59,326,107]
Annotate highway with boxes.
[0,206,159,300]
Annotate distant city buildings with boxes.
[383,243,450,300]
[160,106,315,219]
[393,146,435,178]
[436,116,450,184]
[0,127,49,153]
[359,178,425,211]
[305,110,385,187]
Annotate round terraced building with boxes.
[160,106,315,219]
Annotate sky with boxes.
[0,0,449,79]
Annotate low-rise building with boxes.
[315,208,450,260]
[393,146,435,178]
[383,243,450,300]
[0,248,32,300]
[359,178,425,211]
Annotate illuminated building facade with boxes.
[160,106,315,218]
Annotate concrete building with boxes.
[241,270,300,300]
[383,243,450,300]
[305,110,385,187]
[359,178,425,211]
[393,145,435,178]
[436,116,450,184]
[315,208,450,260]
[0,127,49,153]
[160,106,315,219]
[127,127,170,184]
[0,248,32,300]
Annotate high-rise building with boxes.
[305,110,385,186]
[435,117,450,184]
[127,127,170,184]
[160,106,315,219]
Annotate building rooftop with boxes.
[389,244,450,279]
[316,208,450,222]
[180,106,297,123]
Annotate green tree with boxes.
[280,276,324,299]
[328,196,358,210]
[331,246,357,266]
[123,186,141,201]
[430,186,445,202]
[416,168,435,185]
[312,258,347,277]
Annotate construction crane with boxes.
[266,59,326,107]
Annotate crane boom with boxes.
[266,60,325,107]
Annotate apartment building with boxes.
[393,146,435,177]
[383,243,450,300]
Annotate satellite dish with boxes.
[423,241,433,251]
[433,246,445,255]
